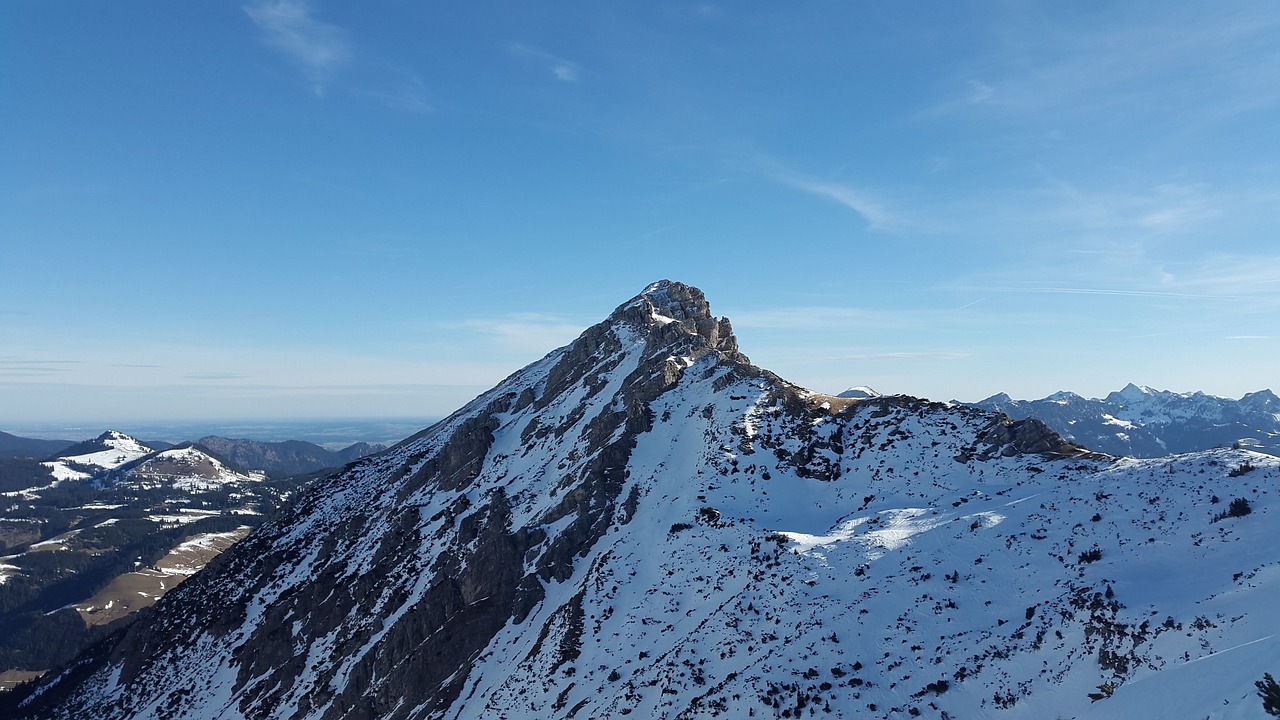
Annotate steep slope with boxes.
[970,385,1280,458]
[13,281,1280,720]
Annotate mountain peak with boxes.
[1241,388,1279,407]
[611,280,741,357]
[1109,382,1157,404]
[836,385,881,399]
[977,391,1014,405]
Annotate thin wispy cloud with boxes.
[454,313,587,355]
[834,351,970,362]
[931,5,1280,130]
[510,44,582,82]
[244,0,351,96]
[1039,180,1220,236]
[363,70,432,115]
[0,358,79,377]
[183,372,250,381]
[727,307,900,331]
[775,175,897,231]
[984,286,1240,301]
[0,357,79,366]
[967,80,995,104]
[1162,255,1280,298]
[243,1,430,113]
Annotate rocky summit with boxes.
[12,280,1280,720]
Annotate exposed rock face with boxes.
[976,416,1087,459]
[14,281,1278,720]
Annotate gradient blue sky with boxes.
[3,1,1278,426]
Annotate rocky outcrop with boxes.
[975,416,1089,459]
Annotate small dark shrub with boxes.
[1212,498,1252,523]
[1078,546,1102,564]
[1229,462,1257,478]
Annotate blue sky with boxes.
[2,1,1278,426]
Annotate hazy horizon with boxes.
[1,416,441,446]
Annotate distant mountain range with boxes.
[194,436,383,478]
[0,432,74,460]
[966,383,1280,458]
[0,429,388,691]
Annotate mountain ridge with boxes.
[0,433,74,460]
[11,281,1279,720]
[969,384,1280,458]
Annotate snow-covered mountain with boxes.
[970,383,1280,458]
[41,430,157,481]
[836,385,881,400]
[113,444,267,490]
[12,281,1280,720]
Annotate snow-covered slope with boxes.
[120,445,266,491]
[970,384,1280,458]
[41,431,154,481]
[13,282,1280,720]
[836,385,881,400]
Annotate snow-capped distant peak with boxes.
[836,385,881,399]
[968,384,1280,458]
[1114,382,1157,403]
[1043,390,1083,404]
[974,392,1014,406]
[42,430,155,480]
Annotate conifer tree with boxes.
[1258,672,1280,716]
